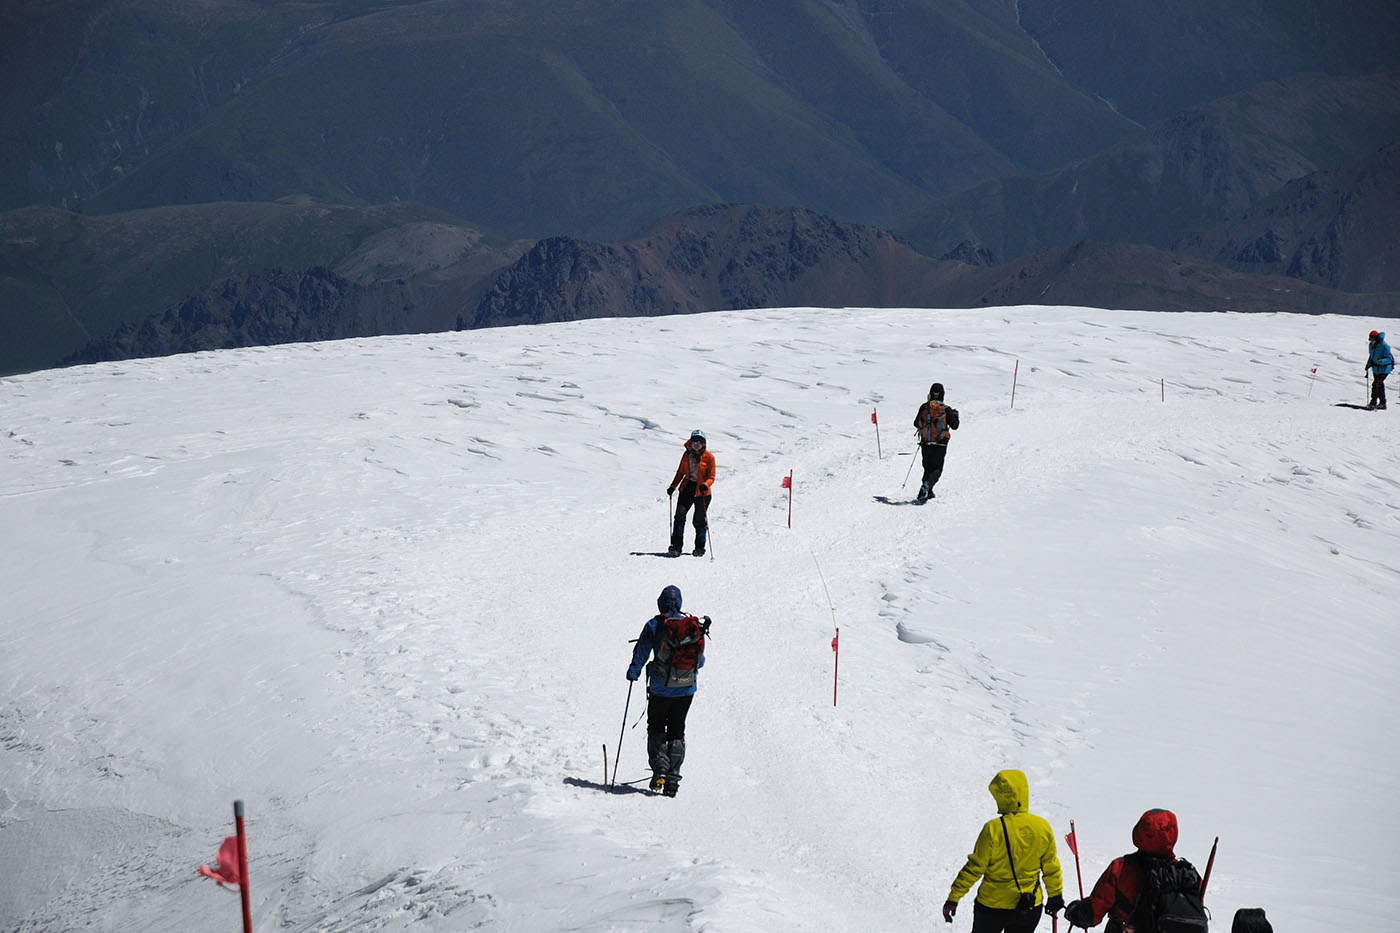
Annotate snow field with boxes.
[1,306,1396,930]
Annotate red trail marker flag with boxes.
[199,836,242,889]
[1065,820,1085,899]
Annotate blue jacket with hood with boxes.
[1367,332,1394,375]
[627,585,705,697]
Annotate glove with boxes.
[1045,894,1065,916]
[941,901,957,923]
[1063,898,1094,928]
[626,670,638,681]
[666,485,676,495]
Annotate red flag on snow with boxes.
[1064,827,1078,856]
[1311,368,1317,374]
[871,409,878,424]
[199,836,242,888]
[831,632,839,651]
[781,475,791,489]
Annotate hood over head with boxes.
[929,383,945,402]
[988,769,1029,814]
[1131,808,1179,858]
[657,585,683,615]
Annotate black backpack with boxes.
[1125,855,1209,933]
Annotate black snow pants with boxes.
[970,901,1042,933]
[646,693,694,783]
[671,483,711,552]
[920,441,949,491]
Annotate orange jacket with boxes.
[670,448,716,497]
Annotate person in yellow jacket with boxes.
[943,770,1065,932]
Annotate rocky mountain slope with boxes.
[1178,141,1400,293]
[63,206,1394,368]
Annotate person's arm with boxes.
[698,453,716,494]
[627,619,657,680]
[1038,822,1065,899]
[948,822,994,904]
[667,455,685,494]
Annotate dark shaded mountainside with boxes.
[3,0,1400,373]
[63,206,1393,367]
[1178,140,1400,294]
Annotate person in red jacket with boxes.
[1062,809,1195,931]
[667,430,716,557]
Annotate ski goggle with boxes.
[688,439,704,449]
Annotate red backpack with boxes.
[651,614,709,688]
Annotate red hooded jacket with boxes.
[1077,809,1180,931]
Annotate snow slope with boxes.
[1,306,1396,932]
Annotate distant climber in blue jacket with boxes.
[1365,330,1393,410]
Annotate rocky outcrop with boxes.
[1177,140,1400,293]
[468,205,955,328]
[62,268,418,366]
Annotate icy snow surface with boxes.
[1,306,1396,931]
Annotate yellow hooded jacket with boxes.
[947,770,1064,910]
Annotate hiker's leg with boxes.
[925,443,948,488]
[662,695,693,782]
[646,694,671,776]
[671,485,695,551]
[691,495,710,551]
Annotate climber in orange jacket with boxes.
[667,429,716,557]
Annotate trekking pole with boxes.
[708,526,714,562]
[609,680,635,792]
[812,552,840,706]
[667,491,673,533]
[901,448,917,489]
[1199,836,1219,899]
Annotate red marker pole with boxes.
[872,408,881,459]
[1011,360,1019,409]
[785,471,793,529]
[234,800,252,933]
[1067,820,1084,898]
[1161,377,1165,402]
[831,628,839,707]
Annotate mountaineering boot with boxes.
[667,546,681,557]
[662,775,680,797]
[1367,401,1377,410]
[915,483,929,503]
[650,773,666,794]
[692,545,705,557]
